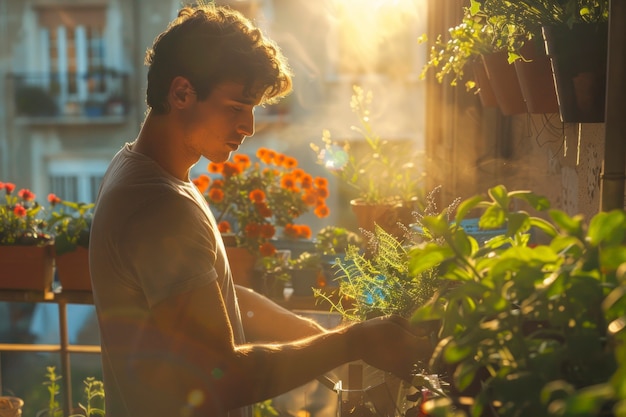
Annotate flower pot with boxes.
[542,23,608,123]
[350,199,413,241]
[224,246,258,289]
[471,59,499,108]
[514,41,559,114]
[0,244,54,292]
[482,51,527,115]
[0,396,24,417]
[291,268,322,297]
[56,246,91,292]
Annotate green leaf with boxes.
[455,195,485,224]
[445,339,473,364]
[588,210,626,246]
[488,185,510,209]
[480,205,506,229]
[506,211,530,236]
[529,216,558,238]
[510,191,551,211]
[408,244,454,275]
[454,360,479,391]
[550,209,583,235]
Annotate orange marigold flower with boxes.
[302,191,318,206]
[255,202,272,218]
[249,189,266,203]
[193,174,211,193]
[208,188,225,203]
[314,177,328,188]
[283,224,299,238]
[256,147,271,163]
[274,152,286,166]
[13,204,26,217]
[218,221,231,233]
[212,179,224,188]
[316,187,329,199]
[208,162,223,173]
[314,205,330,218]
[233,154,251,170]
[47,193,62,205]
[297,224,312,239]
[4,183,15,194]
[18,189,35,201]
[260,224,276,239]
[245,223,261,238]
[259,242,276,257]
[292,169,305,179]
[281,175,297,190]
[222,162,242,177]
[300,175,313,189]
[284,156,297,169]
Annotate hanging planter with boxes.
[514,41,559,114]
[542,22,608,123]
[470,59,499,109]
[0,244,54,292]
[481,50,527,115]
[56,246,91,292]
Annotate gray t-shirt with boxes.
[89,143,246,417]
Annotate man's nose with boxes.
[237,110,255,137]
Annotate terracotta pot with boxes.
[482,50,527,115]
[224,246,258,289]
[471,59,499,108]
[0,244,54,291]
[514,41,559,114]
[56,246,91,291]
[542,23,608,123]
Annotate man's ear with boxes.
[169,76,195,108]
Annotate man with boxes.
[89,4,430,417]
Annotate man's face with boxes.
[183,81,262,163]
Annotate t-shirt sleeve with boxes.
[120,192,218,307]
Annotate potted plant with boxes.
[407,185,625,417]
[46,195,94,292]
[314,225,362,288]
[192,147,330,289]
[311,86,426,240]
[0,181,54,291]
[0,396,24,417]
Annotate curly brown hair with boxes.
[145,4,293,114]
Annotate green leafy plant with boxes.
[315,226,362,256]
[311,85,426,206]
[408,185,626,417]
[46,195,94,255]
[0,181,51,246]
[37,366,105,417]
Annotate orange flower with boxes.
[4,183,15,194]
[280,175,297,191]
[245,223,261,238]
[255,202,272,218]
[292,169,306,180]
[302,191,318,206]
[314,205,330,218]
[259,242,277,257]
[212,179,224,188]
[193,174,211,193]
[249,189,266,203]
[208,162,223,173]
[260,224,276,239]
[222,162,242,177]
[208,188,225,203]
[283,224,299,238]
[233,154,251,170]
[314,177,328,188]
[218,221,231,233]
[297,224,312,239]
[315,187,329,199]
[284,156,298,169]
[274,152,286,166]
[300,175,313,189]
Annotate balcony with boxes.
[8,70,131,126]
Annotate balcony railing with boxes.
[8,71,131,124]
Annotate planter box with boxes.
[56,246,91,292]
[0,244,54,292]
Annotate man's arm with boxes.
[235,284,327,342]
[148,280,429,415]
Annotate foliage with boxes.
[408,185,626,417]
[314,225,362,256]
[0,181,52,246]
[311,86,426,205]
[193,148,330,258]
[314,224,441,321]
[37,366,105,417]
[252,399,279,417]
[288,251,322,271]
[46,195,94,255]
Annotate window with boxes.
[48,159,109,203]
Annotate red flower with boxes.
[259,242,277,257]
[222,162,242,177]
[13,204,27,217]
[18,189,36,202]
[48,193,62,205]
[297,224,312,239]
[245,223,261,238]
[217,221,231,233]
[255,202,273,218]
[260,224,276,239]
[4,183,16,194]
